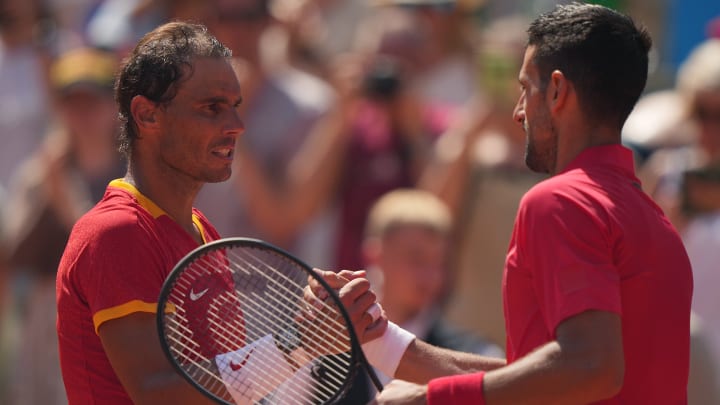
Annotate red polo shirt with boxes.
[429,144,693,404]
[56,179,224,404]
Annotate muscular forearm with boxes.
[126,372,218,405]
[482,339,623,404]
[395,339,506,384]
[427,311,624,404]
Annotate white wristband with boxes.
[361,321,415,378]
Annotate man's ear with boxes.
[130,95,160,132]
[547,70,570,113]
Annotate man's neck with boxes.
[124,163,202,239]
[553,121,621,175]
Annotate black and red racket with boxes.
[156,237,383,404]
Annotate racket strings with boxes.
[167,284,330,403]
[223,249,354,351]
[212,248,354,403]
[165,271,250,401]
[208,250,356,383]
[202,249,354,360]
[161,245,358,404]
[219,291,352,392]
[205,283,353,381]
[167,279,310,402]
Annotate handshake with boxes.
[215,269,415,405]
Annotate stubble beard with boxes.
[523,116,557,174]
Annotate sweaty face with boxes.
[514,46,558,174]
[156,57,244,184]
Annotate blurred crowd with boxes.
[0,0,718,403]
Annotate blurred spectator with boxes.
[0,0,53,189]
[193,0,337,267]
[419,15,547,348]
[683,208,720,400]
[345,188,503,403]
[689,312,720,404]
[41,0,98,52]
[0,2,57,389]
[622,89,692,163]
[267,0,372,77]
[228,53,438,270]
[235,6,450,270]
[329,5,468,269]
[0,47,122,405]
[329,51,441,270]
[85,0,214,55]
[354,0,484,116]
[640,39,720,228]
[395,0,483,109]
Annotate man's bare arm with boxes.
[99,312,217,405]
[395,339,507,383]
[482,310,624,404]
[374,310,624,405]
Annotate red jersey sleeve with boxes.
[71,215,171,333]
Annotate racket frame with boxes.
[156,237,384,404]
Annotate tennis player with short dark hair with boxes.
[360,3,693,404]
[55,22,385,404]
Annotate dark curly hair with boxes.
[527,3,652,130]
[115,22,231,160]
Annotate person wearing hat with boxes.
[0,46,125,405]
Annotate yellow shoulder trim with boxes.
[192,214,208,244]
[93,299,175,334]
[108,179,167,219]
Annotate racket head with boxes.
[156,237,375,404]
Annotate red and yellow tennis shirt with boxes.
[56,179,221,404]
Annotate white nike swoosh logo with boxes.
[189,288,209,301]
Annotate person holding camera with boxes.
[231,6,454,272]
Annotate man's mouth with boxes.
[212,147,233,159]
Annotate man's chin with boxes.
[206,170,233,183]
[524,155,549,174]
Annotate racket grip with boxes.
[361,321,415,378]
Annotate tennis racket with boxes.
[156,237,384,405]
